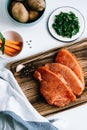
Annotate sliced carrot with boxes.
[5,43,22,51]
[5,50,16,56]
[5,47,20,56]
[0,42,22,51]
[0,39,22,45]
[6,39,22,45]
[0,39,22,51]
[5,46,20,53]
[0,38,22,56]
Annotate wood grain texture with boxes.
[7,39,87,116]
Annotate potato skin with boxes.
[29,10,39,21]
[27,0,45,11]
[11,2,29,23]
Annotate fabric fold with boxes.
[0,67,59,130]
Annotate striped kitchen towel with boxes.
[0,66,59,130]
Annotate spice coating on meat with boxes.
[55,49,85,86]
[34,67,76,107]
[45,63,84,96]
[34,49,85,107]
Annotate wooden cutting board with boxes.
[7,39,87,116]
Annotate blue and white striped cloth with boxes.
[0,65,59,130]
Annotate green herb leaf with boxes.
[52,11,80,38]
[0,32,6,54]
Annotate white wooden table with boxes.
[0,0,87,129]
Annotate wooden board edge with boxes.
[7,38,87,69]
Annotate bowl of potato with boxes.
[6,0,46,25]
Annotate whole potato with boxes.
[29,10,39,21]
[11,2,29,23]
[27,0,45,11]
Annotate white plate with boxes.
[48,6,85,42]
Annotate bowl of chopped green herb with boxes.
[48,6,85,42]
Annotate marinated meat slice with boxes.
[55,49,85,86]
[45,63,84,96]
[34,67,76,107]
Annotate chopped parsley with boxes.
[52,11,80,38]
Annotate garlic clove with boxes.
[16,64,25,72]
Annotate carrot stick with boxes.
[5,49,16,56]
[6,39,22,45]
[5,46,21,53]
[0,42,21,53]
[4,46,21,56]
[5,40,22,48]
[0,39,22,45]
[5,43,22,51]
[0,39,22,50]
[0,42,22,51]
[0,38,22,56]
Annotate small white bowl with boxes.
[0,30,23,58]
